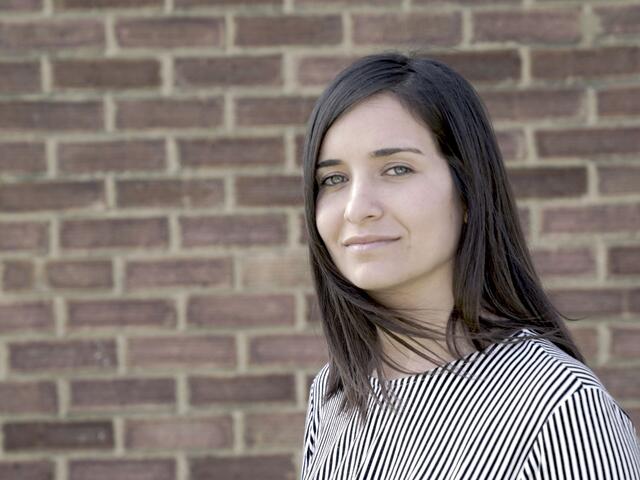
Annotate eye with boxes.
[317,164,414,188]
[386,165,413,176]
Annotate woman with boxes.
[299,51,640,479]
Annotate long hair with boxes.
[301,50,586,426]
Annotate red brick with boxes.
[566,325,599,363]
[0,0,42,11]
[127,335,236,369]
[0,20,104,52]
[3,421,113,451]
[610,326,640,360]
[0,381,57,415]
[116,178,224,208]
[0,221,48,253]
[240,251,311,288]
[530,247,595,277]
[180,214,288,247]
[0,61,40,93]
[592,366,639,401]
[532,46,640,80]
[297,55,361,86]
[599,166,640,195]
[187,293,295,328]
[45,260,113,289]
[3,260,34,291]
[547,289,625,317]
[0,180,105,213]
[245,411,305,448]
[190,455,294,480]
[60,217,169,250]
[0,461,53,480]
[594,4,640,37]
[473,8,580,44]
[125,416,233,450]
[116,17,224,48]
[116,98,223,130]
[353,12,461,46]
[58,140,165,174]
[55,0,162,9]
[496,129,526,162]
[296,0,399,4]
[506,166,587,199]
[9,339,117,373]
[175,54,282,88]
[125,258,231,289]
[0,142,46,175]
[178,136,284,168]
[69,459,174,480]
[189,374,295,405]
[542,204,640,234]
[630,289,640,314]
[53,59,161,90]
[70,378,175,411]
[235,96,316,127]
[536,127,640,158]
[236,14,341,47]
[430,49,521,84]
[67,298,177,330]
[178,0,278,5]
[414,0,519,4]
[0,301,54,335]
[608,246,640,276]
[597,86,640,117]
[249,334,328,366]
[480,88,584,121]
[0,101,103,132]
[236,175,303,206]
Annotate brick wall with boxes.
[0,0,639,478]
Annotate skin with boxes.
[314,92,474,380]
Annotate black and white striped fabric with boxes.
[300,328,640,479]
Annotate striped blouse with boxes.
[300,328,640,479]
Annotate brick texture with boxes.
[1,0,639,475]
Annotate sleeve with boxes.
[517,386,640,479]
[300,376,319,480]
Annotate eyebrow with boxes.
[315,147,424,171]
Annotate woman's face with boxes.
[314,93,466,305]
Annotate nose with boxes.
[344,176,383,224]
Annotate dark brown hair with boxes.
[301,50,586,426]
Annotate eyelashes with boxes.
[318,165,414,188]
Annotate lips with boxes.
[346,238,398,252]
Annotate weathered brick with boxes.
[630,288,640,314]
[566,325,599,363]
[178,136,284,168]
[592,366,639,401]
[0,381,57,414]
[4,421,113,451]
[506,166,587,199]
[296,0,399,4]
[245,411,305,448]
[542,204,640,234]
[0,61,40,93]
[178,0,278,5]
[609,246,640,276]
[547,289,625,317]
[414,0,519,4]
[610,326,640,360]
[175,54,282,88]
[240,251,311,288]
[55,0,162,9]
[0,180,105,213]
[60,217,169,250]
[597,86,640,117]
[496,129,526,162]
[69,459,174,480]
[189,374,295,405]
[70,378,175,411]
[116,178,224,208]
[0,20,104,52]
[0,461,53,480]
[0,142,46,175]
[190,455,294,480]
[0,0,42,11]
[127,335,236,369]
[125,258,231,289]
[3,260,34,291]
[481,88,584,121]
[249,334,328,366]
[473,8,580,44]
[125,416,233,450]
[52,59,161,90]
[530,247,595,277]
[352,12,461,46]
[235,96,316,127]
[58,140,165,174]
[0,221,48,253]
[180,214,288,247]
[67,299,177,330]
[9,339,117,372]
[297,55,360,86]
[45,260,113,289]
[598,166,640,195]
[116,17,224,48]
[236,15,341,46]
[116,98,223,129]
[536,127,640,158]
[594,4,640,37]
[235,175,303,206]
[0,101,103,132]
[532,46,640,80]
[0,301,52,336]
